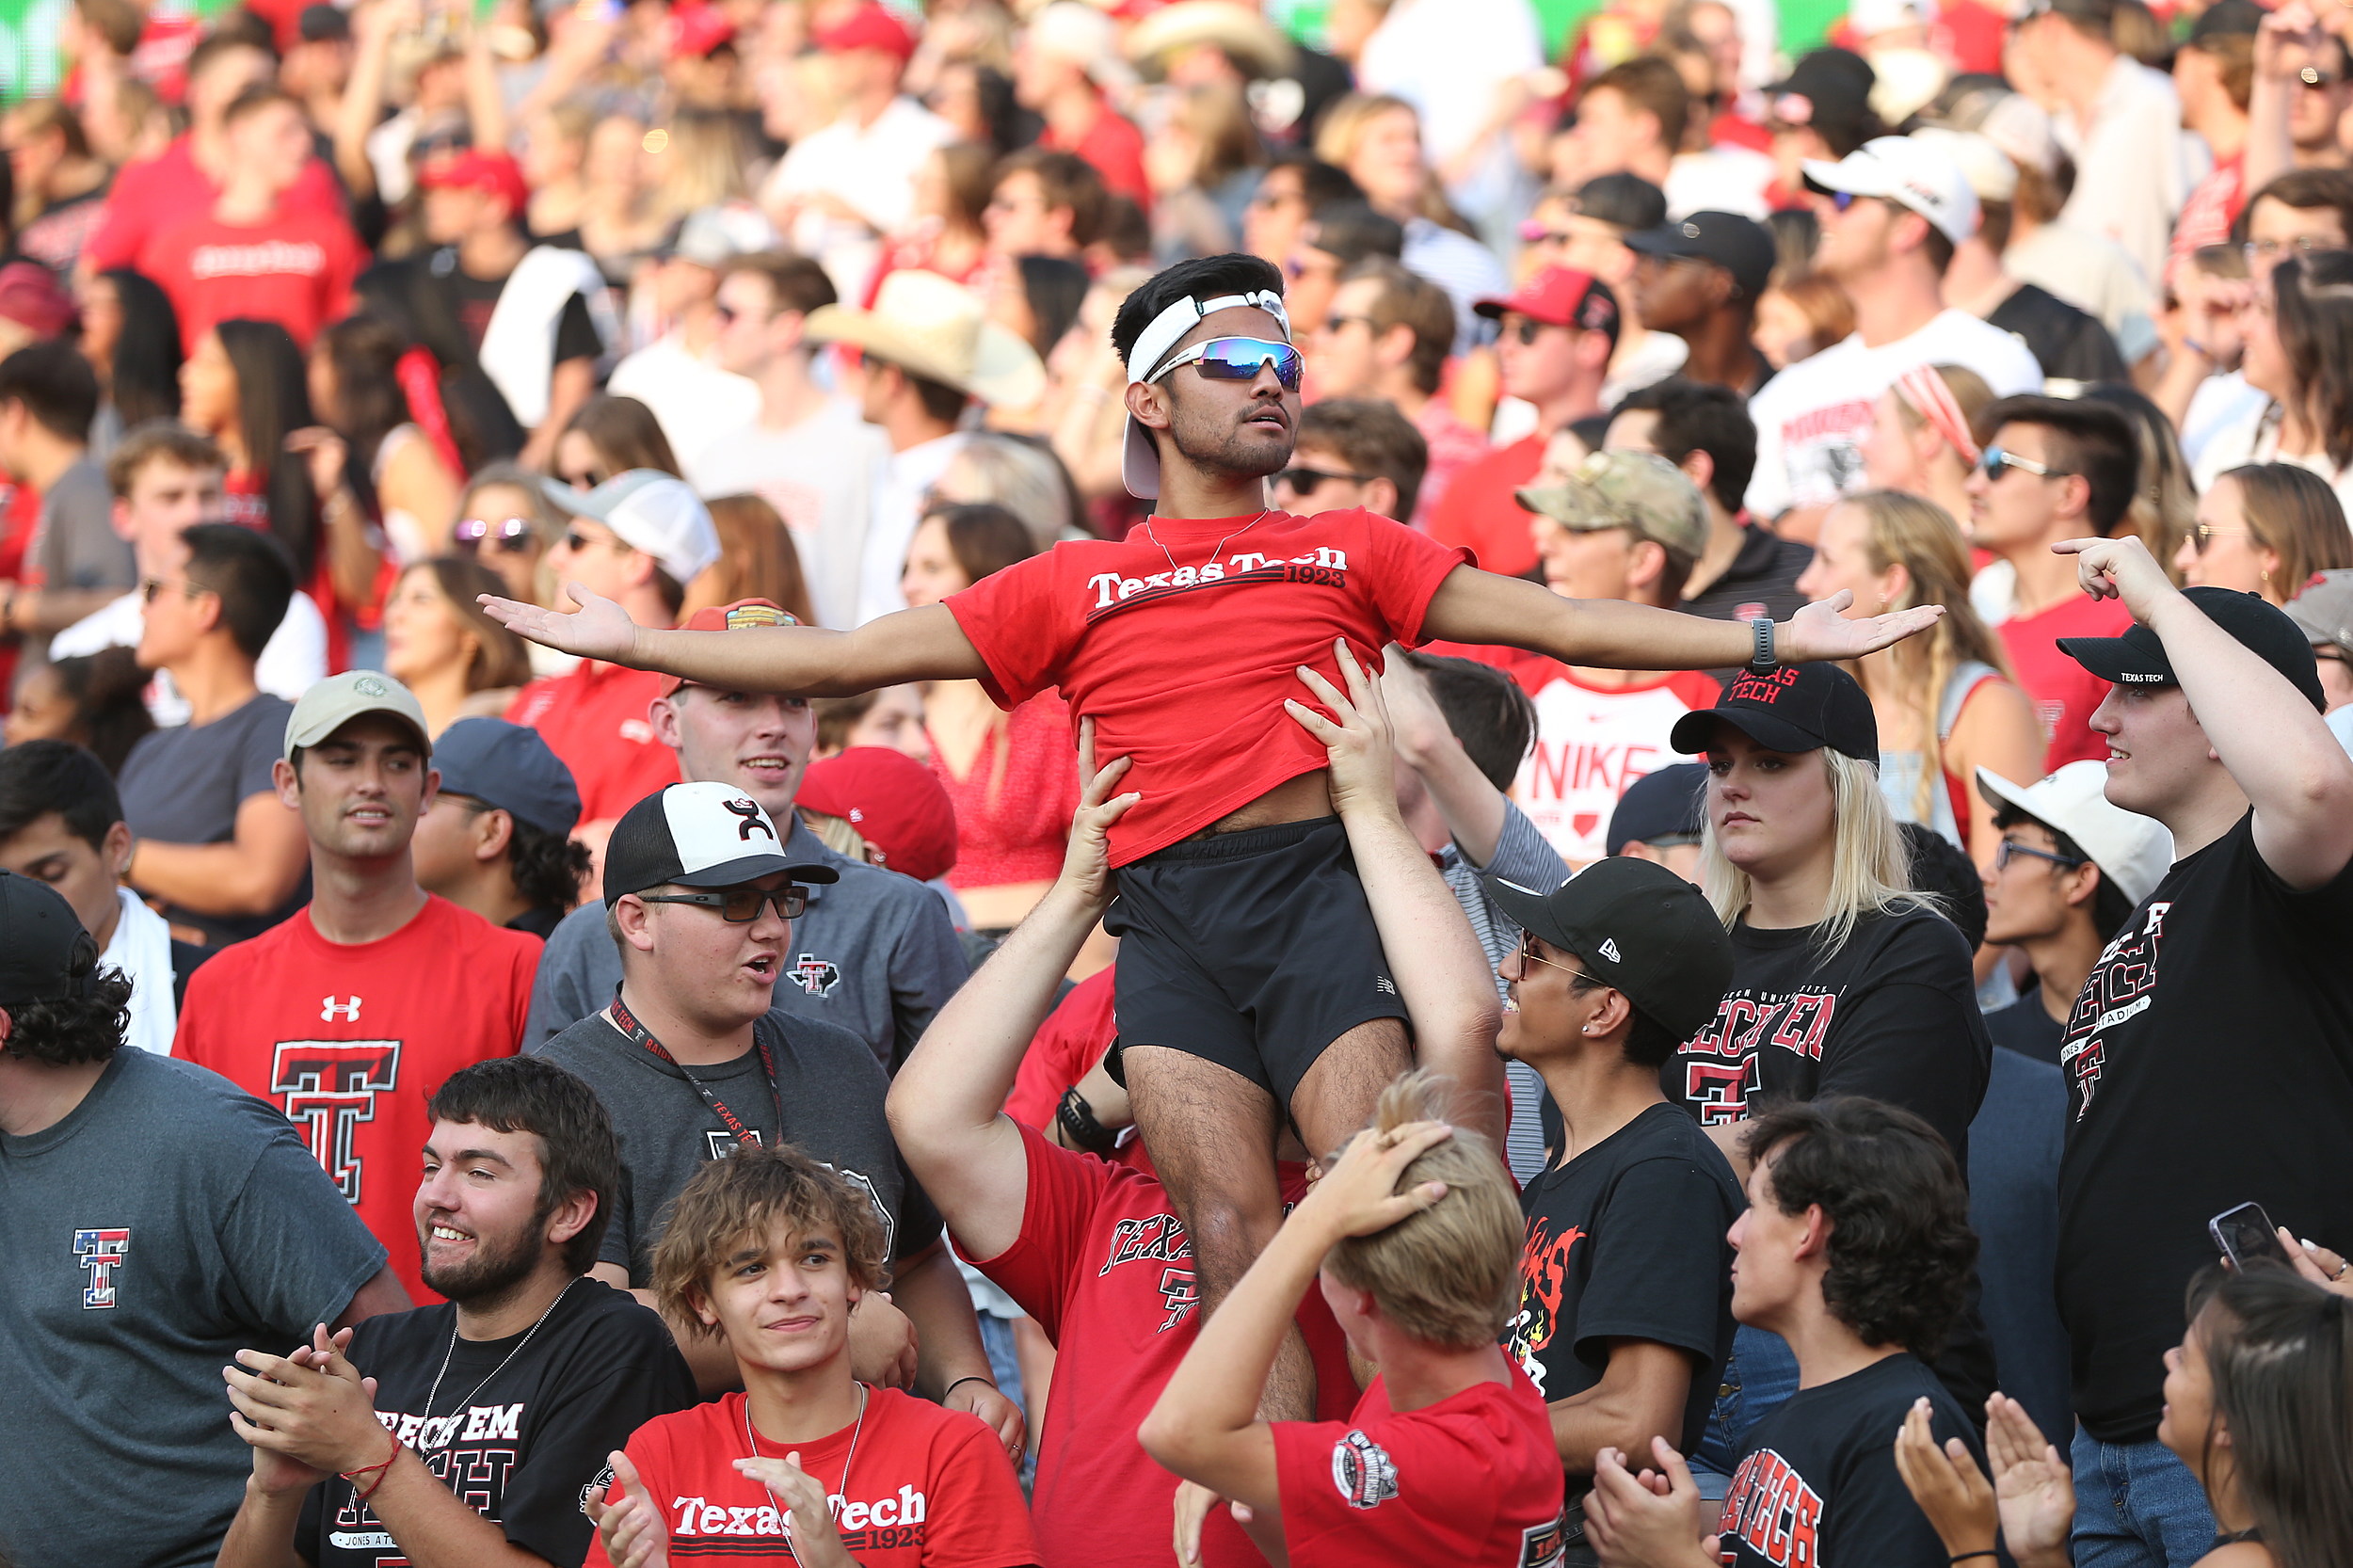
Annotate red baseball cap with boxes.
[1473,266,1621,343]
[812,2,917,59]
[418,150,531,216]
[666,2,736,58]
[797,747,959,884]
[0,263,75,339]
[659,599,802,697]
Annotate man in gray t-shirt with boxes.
[0,870,398,1568]
[0,343,135,663]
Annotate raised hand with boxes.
[475,583,643,663]
[1056,717,1139,915]
[1776,592,1945,664]
[1985,1394,2073,1568]
[1289,1120,1453,1242]
[1890,1397,1997,1561]
[588,1449,670,1568]
[2053,534,2173,619]
[1286,640,1401,823]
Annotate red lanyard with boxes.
[609,990,783,1149]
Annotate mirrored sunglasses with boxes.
[1149,336,1304,392]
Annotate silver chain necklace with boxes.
[414,1277,577,1451]
[1141,507,1270,580]
[744,1381,868,1539]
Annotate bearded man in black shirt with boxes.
[1582,1096,1983,1568]
[1487,857,1745,1565]
[216,1056,696,1568]
[2044,538,2353,1568]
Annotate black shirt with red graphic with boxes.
[1716,1352,1978,1568]
[1508,1102,1740,1498]
[2057,811,2353,1443]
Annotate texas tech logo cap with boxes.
[601,782,840,905]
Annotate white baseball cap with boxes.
[1802,134,1980,246]
[1976,761,2175,906]
[542,469,722,586]
[1910,126,2018,205]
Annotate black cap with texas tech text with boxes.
[1483,857,1734,1042]
[2058,585,2326,712]
[0,870,101,1010]
[1668,662,1881,767]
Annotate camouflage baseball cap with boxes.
[1516,450,1708,563]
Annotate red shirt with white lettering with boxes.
[83,136,345,274]
[1502,658,1721,867]
[137,206,362,352]
[505,662,683,826]
[171,895,538,1302]
[944,508,1468,865]
[585,1387,1034,1566]
[966,1123,1361,1568]
[1994,592,2132,772]
[1271,1368,1566,1568]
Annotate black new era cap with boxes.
[2058,585,2326,712]
[1625,212,1777,298]
[603,782,840,906]
[1484,857,1733,1042]
[0,869,101,1010]
[1668,662,1881,767]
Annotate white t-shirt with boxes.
[2005,222,2159,363]
[610,336,761,472]
[1665,146,1774,220]
[1745,309,2045,520]
[2053,56,2202,295]
[854,430,967,627]
[2188,396,2353,520]
[49,588,328,726]
[761,97,953,303]
[2181,369,2269,471]
[1512,665,1722,868]
[688,398,892,631]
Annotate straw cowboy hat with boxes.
[1126,1,1296,80]
[803,269,1047,408]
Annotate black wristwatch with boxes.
[1057,1086,1120,1156]
[1749,617,1777,669]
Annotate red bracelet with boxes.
[340,1429,400,1502]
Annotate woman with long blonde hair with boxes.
[1796,489,2044,865]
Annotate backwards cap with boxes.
[1120,288,1293,500]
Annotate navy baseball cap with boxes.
[433,718,584,838]
[1624,212,1778,298]
[1483,857,1734,1042]
[1607,762,1710,856]
[0,870,101,1010]
[1669,663,1880,767]
[2059,585,2326,712]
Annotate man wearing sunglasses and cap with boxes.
[2041,533,2353,1566]
[483,248,1943,1420]
[534,781,1017,1454]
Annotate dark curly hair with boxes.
[4,968,134,1065]
[1743,1096,1977,1359]
[508,816,591,918]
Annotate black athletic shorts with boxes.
[1105,815,1408,1108]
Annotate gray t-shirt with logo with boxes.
[531,1007,943,1287]
[0,1048,387,1568]
[117,691,305,948]
[523,818,967,1067]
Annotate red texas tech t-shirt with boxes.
[172,895,538,1302]
[945,507,1469,866]
[586,1387,1035,1566]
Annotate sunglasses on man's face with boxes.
[1977,446,2070,483]
[454,516,538,552]
[1149,336,1305,392]
[636,885,810,922]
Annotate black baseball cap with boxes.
[1484,858,1734,1042]
[1765,49,1878,137]
[1669,663,1881,767]
[434,718,583,838]
[2058,585,2326,712]
[1305,200,1404,265]
[1625,212,1778,298]
[0,870,101,1010]
[1607,761,1710,856]
[602,782,839,906]
[2186,0,2263,44]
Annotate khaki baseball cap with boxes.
[284,670,432,761]
[1517,450,1708,563]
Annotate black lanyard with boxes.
[609,989,783,1149]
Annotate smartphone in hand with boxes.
[2209,1202,2294,1271]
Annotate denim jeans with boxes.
[1691,1325,1800,1489]
[2070,1426,2217,1568]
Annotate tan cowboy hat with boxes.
[1126,1,1296,80]
[803,269,1047,409]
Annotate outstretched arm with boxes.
[2061,534,2353,888]
[478,588,988,694]
[888,724,1139,1263]
[1289,645,1507,1147]
[1420,565,1943,671]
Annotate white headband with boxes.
[1125,290,1292,385]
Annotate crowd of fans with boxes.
[4,0,2353,1565]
